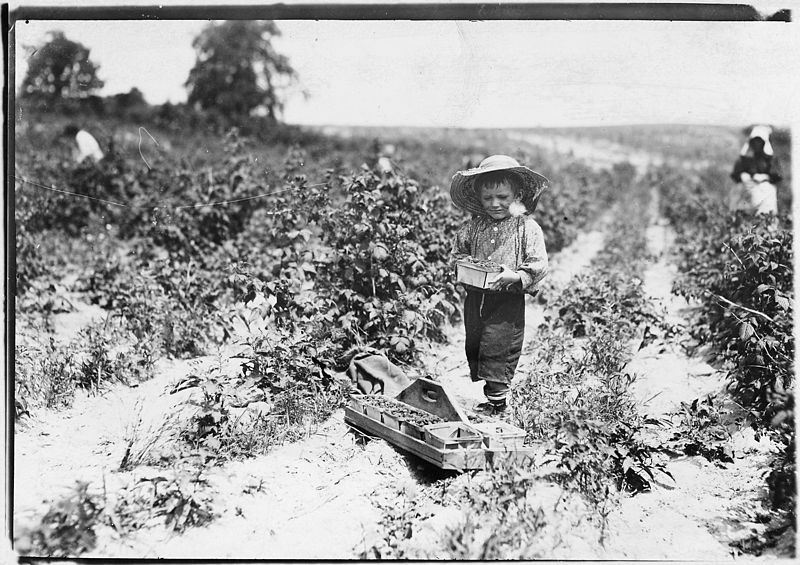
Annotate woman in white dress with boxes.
[730,125,783,215]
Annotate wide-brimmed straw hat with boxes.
[450,155,549,215]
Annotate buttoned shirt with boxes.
[452,214,548,294]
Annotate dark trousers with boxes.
[464,291,525,401]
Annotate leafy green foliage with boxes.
[114,468,216,533]
[14,319,156,416]
[441,463,549,559]
[84,250,227,359]
[21,468,217,555]
[20,468,214,556]
[363,464,551,560]
[556,269,659,343]
[362,491,438,559]
[665,395,734,463]
[766,393,795,525]
[14,225,52,295]
[319,165,461,362]
[74,324,156,391]
[15,339,80,413]
[24,482,103,557]
[174,321,347,462]
[673,213,793,417]
[534,161,626,252]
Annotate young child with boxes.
[450,155,549,415]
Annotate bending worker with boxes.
[62,124,105,163]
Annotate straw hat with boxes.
[450,155,549,215]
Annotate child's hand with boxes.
[488,267,521,291]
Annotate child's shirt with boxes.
[453,214,548,294]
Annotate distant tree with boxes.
[184,21,297,121]
[109,87,147,109]
[20,31,104,109]
[107,87,150,120]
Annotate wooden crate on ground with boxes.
[344,378,533,471]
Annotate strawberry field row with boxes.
[650,160,794,551]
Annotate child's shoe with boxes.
[475,400,507,415]
[491,400,508,415]
[475,401,493,413]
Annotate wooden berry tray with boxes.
[344,378,534,471]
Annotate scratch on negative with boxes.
[138,126,160,170]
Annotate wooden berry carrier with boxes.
[344,378,533,471]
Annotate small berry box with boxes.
[455,259,503,289]
[423,422,484,450]
[472,421,527,449]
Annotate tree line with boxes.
[18,21,297,126]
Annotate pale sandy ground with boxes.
[92,416,413,559]
[10,133,789,560]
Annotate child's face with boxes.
[479,181,518,220]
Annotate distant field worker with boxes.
[62,124,104,163]
[450,155,549,415]
[730,125,782,215]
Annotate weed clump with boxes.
[18,482,103,558]
[111,467,217,533]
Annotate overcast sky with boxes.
[12,5,800,128]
